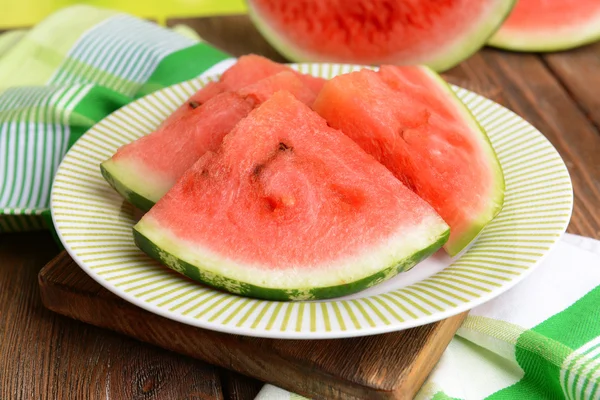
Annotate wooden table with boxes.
[2,15,599,400]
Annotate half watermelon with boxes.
[101,70,317,211]
[313,66,504,256]
[133,91,450,301]
[489,0,600,51]
[248,0,515,71]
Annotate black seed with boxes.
[278,142,291,151]
[253,164,264,176]
[189,100,201,109]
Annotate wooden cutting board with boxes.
[39,251,466,400]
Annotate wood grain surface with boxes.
[0,233,226,400]
[39,252,467,400]
[1,13,599,400]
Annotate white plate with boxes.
[51,63,573,339]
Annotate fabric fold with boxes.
[0,5,232,233]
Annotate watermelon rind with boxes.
[133,216,450,301]
[488,15,600,52]
[247,0,516,72]
[422,67,505,255]
[101,159,157,212]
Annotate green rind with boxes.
[423,0,516,72]
[100,161,155,212]
[423,67,505,256]
[133,226,450,301]
[488,23,600,52]
[247,0,515,72]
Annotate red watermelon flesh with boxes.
[157,55,325,129]
[238,71,317,106]
[101,71,317,211]
[218,54,326,95]
[248,0,515,72]
[133,91,449,300]
[313,66,504,255]
[186,54,325,108]
[488,0,600,51]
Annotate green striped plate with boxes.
[51,63,573,339]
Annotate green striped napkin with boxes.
[256,233,600,400]
[0,5,233,233]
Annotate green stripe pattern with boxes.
[488,287,600,399]
[49,15,196,96]
[51,63,573,338]
[0,84,95,231]
[0,9,230,233]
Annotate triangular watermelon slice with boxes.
[313,66,504,256]
[101,71,317,211]
[133,91,449,301]
[184,54,326,108]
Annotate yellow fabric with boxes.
[0,0,247,29]
[0,30,28,57]
[0,5,117,91]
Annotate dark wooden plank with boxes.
[222,370,265,400]
[447,49,600,240]
[0,232,224,400]
[39,251,467,400]
[168,15,287,62]
[542,41,600,130]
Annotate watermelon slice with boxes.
[133,91,450,301]
[247,0,515,71]
[101,71,318,211]
[151,55,299,130]
[313,66,504,256]
[187,54,326,105]
[488,0,600,51]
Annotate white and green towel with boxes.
[256,233,600,400]
[2,7,598,399]
[0,5,232,233]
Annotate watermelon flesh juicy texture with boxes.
[134,91,450,301]
[313,66,504,256]
[101,70,317,211]
[247,0,515,71]
[102,92,252,212]
[488,0,600,51]
[184,54,326,108]
[101,71,315,211]
[151,54,322,129]
[101,54,325,211]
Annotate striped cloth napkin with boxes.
[257,233,600,400]
[0,5,232,233]
[2,6,598,399]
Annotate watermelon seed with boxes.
[278,142,292,151]
[252,143,292,180]
[253,164,264,177]
[188,100,201,109]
